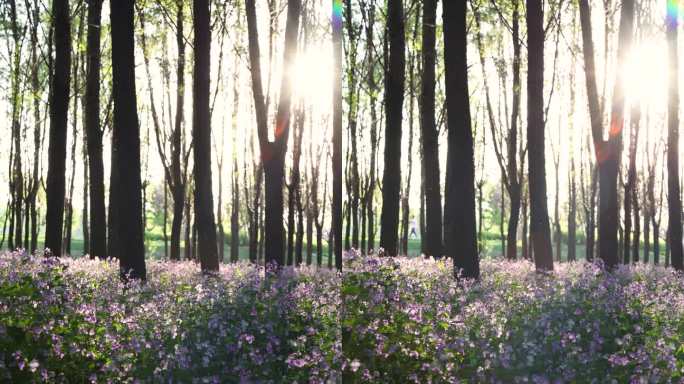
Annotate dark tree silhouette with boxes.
[443,1,478,278]
[579,0,634,269]
[44,0,71,257]
[110,0,146,280]
[85,0,106,259]
[379,0,405,257]
[245,0,301,268]
[333,0,343,270]
[193,0,219,272]
[666,0,683,271]
[420,0,442,258]
[526,0,553,271]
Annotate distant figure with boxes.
[409,217,418,239]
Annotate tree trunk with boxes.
[29,2,42,254]
[163,183,169,259]
[306,208,313,265]
[295,188,304,266]
[287,184,296,264]
[85,0,106,259]
[192,0,219,272]
[44,0,71,257]
[82,135,90,256]
[443,0,478,278]
[420,0,442,257]
[579,0,634,269]
[526,0,554,271]
[185,190,193,260]
[170,1,187,262]
[344,0,360,251]
[667,0,683,271]
[108,132,120,259]
[653,221,660,265]
[379,0,405,257]
[8,0,23,251]
[333,0,343,269]
[245,0,300,268]
[643,212,650,263]
[506,0,522,261]
[110,0,145,279]
[230,173,240,262]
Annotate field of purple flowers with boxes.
[342,253,684,383]
[0,252,340,383]
[4,250,684,383]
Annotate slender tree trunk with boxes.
[506,0,522,261]
[295,190,304,266]
[85,0,106,259]
[344,0,360,251]
[667,0,683,271]
[169,1,187,262]
[526,0,554,271]
[333,0,343,269]
[654,221,660,264]
[287,184,296,264]
[45,0,71,256]
[83,136,90,256]
[111,0,145,279]
[625,103,640,263]
[108,131,120,259]
[306,208,313,265]
[643,210,650,263]
[420,0,442,257]
[163,183,169,258]
[8,0,23,251]
[28,2,41,254]
[443,1,478,278]
[65,14,83,255]
[185,190,193,260]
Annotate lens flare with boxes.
[667,0,679,24]
[333,0,343,30]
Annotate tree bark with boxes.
[579,0,634,269]
[333,0,343,269]
[667,0,683,271]
[44,0,71,256]
[245,0,301,268]
[111,0,146,280]
[526,0,554,271]
[192,0,219,272]
[379,0,405,257]
[443,0,478,278]
[84,0,106,259]
[420,0,442,257]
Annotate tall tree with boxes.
[579,0,634,269]
[420,0,442,257]
[526,0,553,271]
[443,1,478,278]
[667,0,683,271]
[379,0,405,257]
[245,0,301,268]
[333,0,343,270]
[193,0,219,272]
[27,0,42,254]
[344,0,361,250]
[110,0,146,280]
[44,0,71,257]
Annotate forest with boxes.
[0,0,683,382]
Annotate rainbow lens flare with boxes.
[333,0,343,30]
